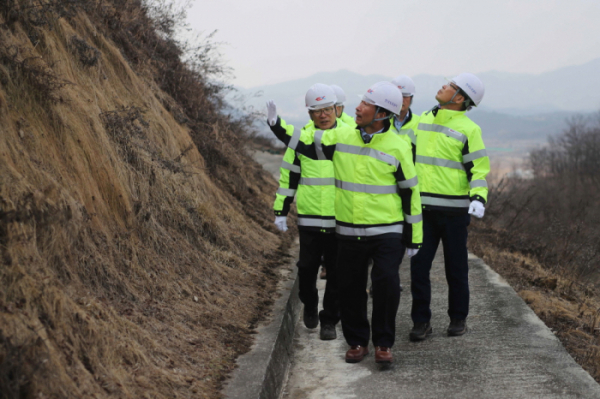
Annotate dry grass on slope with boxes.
[0,2,293,398]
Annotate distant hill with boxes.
[234,60,600,146]
[475,60,600,114]
[238,58,600,115]
[468,109,577,147]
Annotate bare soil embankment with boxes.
[0,1,294,398]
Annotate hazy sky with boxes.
[185,0,600,88]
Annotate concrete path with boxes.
[249,149,283,180]
[281,251,600,399]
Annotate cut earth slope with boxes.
[0,1,294,398]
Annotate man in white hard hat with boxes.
[408,73,490,341]
[266,83,341,340]
[367,75,419,298]
[308,85,355,281]
[268,81,422,365]
[391,75,418,158]
[330,84,356,128]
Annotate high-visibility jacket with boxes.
[272,118,342,232]
[414,107,490,212]
[271,119,422,248]
[340,112,356,128]
[391,108,419,162]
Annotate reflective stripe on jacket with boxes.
[272,119,422,248]
[392,109,419,163]
[272,119,337,231]
[414,108,490,212]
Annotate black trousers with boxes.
[410,211,471,323]
[338,237,405,348]
[297,230,339,325]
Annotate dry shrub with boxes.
[0,42,71,103]
[69,35,100,67]
[470,116,600,382]
[100,105,149,169]
[0,330,47,399]
[474,116,600,283]
[0,0,293,398]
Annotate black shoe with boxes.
[447,319,467,336]
[320,324,336,340]
[409,322,433,341]
[303,306,319,329]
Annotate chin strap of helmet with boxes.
[438,88,461,107]
[364,106,393,128]
[439,86,474,111]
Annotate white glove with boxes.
[266,100,277,126]
[406,248,419,258]
[274,216,288,232]
[468,200,485,218]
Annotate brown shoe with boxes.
[375,346,393,364]
[345,345,369,363]
[319,267,327,280]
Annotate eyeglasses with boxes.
[310,107,335,116]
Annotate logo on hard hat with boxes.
[398,85,405,89]
[367,89,374,94]
[315,96,326,101]
[465,83,476,94]
[384,99,398,107]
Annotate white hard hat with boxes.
[391,75,416,97]
[305,83,337,110]
[329,85,346,104]
[449,73,484,107]
[360,81,403,114]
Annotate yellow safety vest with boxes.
[414,108,490,211]
[274,121,422,247]
[391,109,419,162]
[273,119,342,231]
